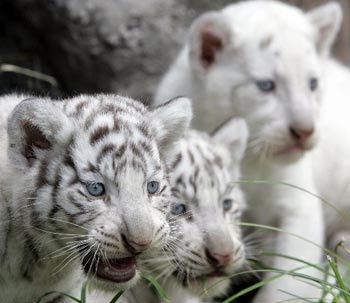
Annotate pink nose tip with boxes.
[289,126,314,142]
[205,248,231,267]
[122,234,152,254]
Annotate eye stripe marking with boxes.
[159,185,167,194]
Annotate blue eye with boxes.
[223,199,233,212]
[147,181,159,194]
[171,203,187,215]
[86,182,105,197]
[257,80,275,92]
[309,78,318,91]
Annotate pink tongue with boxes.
[96,257,136,283]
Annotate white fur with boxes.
[153,1,346,301]
[0,94,192,302]
[122,118,248,303]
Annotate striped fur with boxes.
[127,118,249,303]
[0,94,192,303]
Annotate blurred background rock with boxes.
[0,0,349,102]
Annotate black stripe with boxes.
[137,123,150,138]
[78,211,102,226]
[97,143,116,164]
[159,185,167,194]
[69,194,85,211]
[115,144,126,159]
[114,158,127,180]
[36,160,48,188]
[171,153,182,170]
[48,167,63,229]
[63,138,77,174]
[189,176,197,196]
[131,159,147,177]
[72,101,89,117]
[84,110,98,130]
[90,126,110,145]
[188,150,195,164]
[85,162,98,174]
[1,206,12,263]
[130,143,148,172]
[21,231,40,281]
[140,141,153,156]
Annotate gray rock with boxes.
[5,0,232,101]
[2,0,348,101]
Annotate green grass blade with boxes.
[277,290,318,303]
[320,262,336,302]
[327,255,350,303]
[80,280,88,303]
[109,290,124,303]
[263,252,332,276]
[36,291,81,303]
[219,263,350,303]
[143,274,169,302]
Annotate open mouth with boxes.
[83,255,137,283]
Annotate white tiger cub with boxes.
[0,94,192,303]
[121,118,248,303]
[153,1,345,301]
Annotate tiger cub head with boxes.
[7,94,192,290]
[189,1,342,163]
[156,1,342,164]
[143,117,248,299]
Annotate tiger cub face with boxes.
[155,2,342,164]
[7,94,192,290]
[148,118,248,299]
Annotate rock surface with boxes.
[1,0,233,100]
[1,0,349,101]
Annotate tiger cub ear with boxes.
[189,11,232,71]
[7,97,74,168]
[307,2,342,57]
[212,117,248,162]
[149,96,192,154]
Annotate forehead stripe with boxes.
[90,126,110,145]
[115,144,126,158]
[171,153,182,170]
[72,101,89,117]
[96,143,117,164]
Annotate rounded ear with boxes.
[212,117,248,162]
[307,2,343,57]
[189,11,232,71]
[149,96,192,154]
[7,97,74,168]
